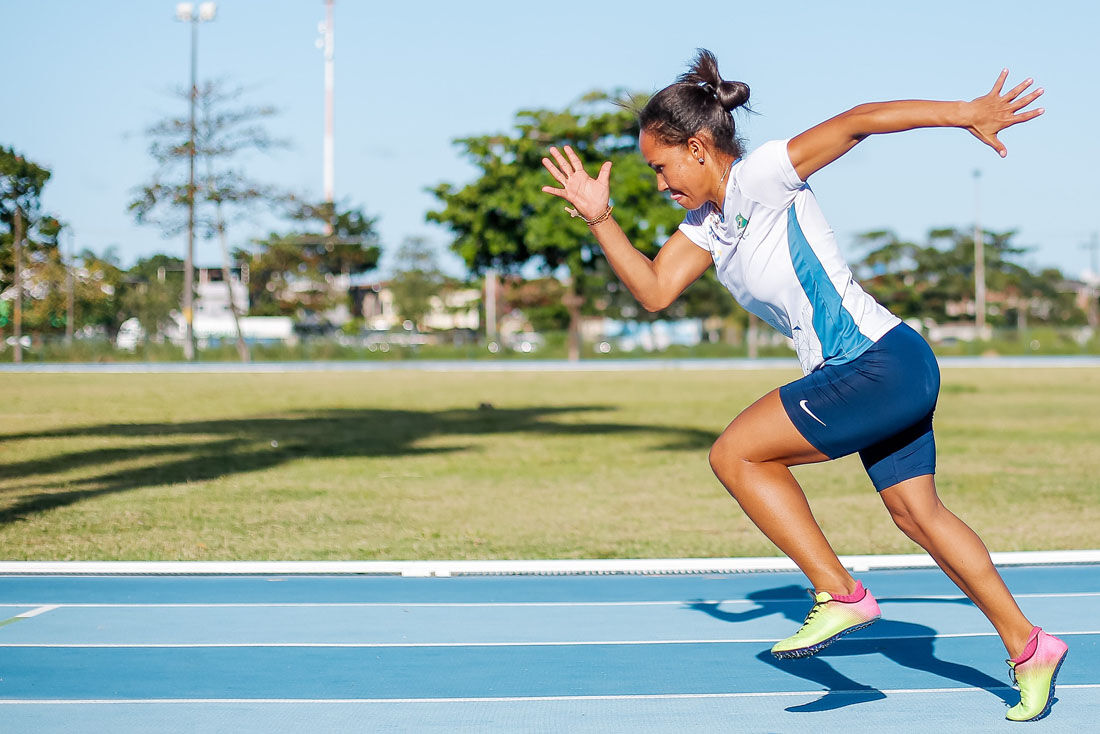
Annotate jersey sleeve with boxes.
[677,204,713,252]
[736,139,806,209]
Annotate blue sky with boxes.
[5,0,1098,279]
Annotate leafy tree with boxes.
[502,276,570,332]
[0,145,129,342]
[11,215,65,333]
[388,236,445,331]
[72,249,127,338]
[677,271,740,323]
[4,237,127,341]
[130,80,289,359]
[1,146,52,304]
[851,230,929,319]
[130,80,287,239]
[119,254,185,343]
[854,227,1084,326]
[16,246,126,340]
[1,148,62,358]
[283,201,383,274]
[243,202,382,320]
[585,253,737,326]
[428,91,683,359]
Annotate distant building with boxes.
[423,288,480,331]
[351,281,479,332]
[195,265,248,320]
[352,282,397,331]
[160,265,295,347]
[1062,276,1099,328]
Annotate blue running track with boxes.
[0,564,1097,732]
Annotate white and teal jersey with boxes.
[678,139,900,375]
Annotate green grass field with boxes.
[1,367,1097,561]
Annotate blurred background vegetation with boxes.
[3,88,1098,364]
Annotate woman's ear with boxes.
[687,137,706,163]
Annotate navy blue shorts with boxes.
[778,323,940,491]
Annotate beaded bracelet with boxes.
[565,205,614,226]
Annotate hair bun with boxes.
[639,48,749,159]
[677,49,750,112]
[714,80,750,112]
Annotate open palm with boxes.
[966,70,1044,157]
[541,145,612,220]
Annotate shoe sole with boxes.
[771,616,879,660]
[1007,647,1068,723]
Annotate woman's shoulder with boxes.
[734,139,804,206]
[740,139,792,167]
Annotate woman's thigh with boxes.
[778,324,940,461]
[713,389,830,467]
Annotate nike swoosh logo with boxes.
[799,400,827,427]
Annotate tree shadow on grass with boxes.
[0,404,716,524]
[688,584,1014,712]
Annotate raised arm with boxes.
[541,145,712,312]
[788,70,1044,181]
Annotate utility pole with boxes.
[12,208,22,363]
[1084,232,1099,329]
[320,0,335,232]
[563,277,583,362]
[215,202,249,362]
[184,14,198,360]
[1084,232,1099,278]
[973,170,986,338]
[176,2,217,361]
[484,270,498,342]
[65,227,74,345]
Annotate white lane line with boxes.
[0,601,753,609]
[0,605,59,626]
[1,685,1099,705]
[0,592,1097,609]
[0,549,1097,576]
[2,630,1098,648]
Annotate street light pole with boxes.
[184,15,197,360]
[176,2,216,361]
[316,0,336,236]
[1084,232,1099,329]
[973,169,986,338]
[322,0,335,209]
[1084,232,1100,279]
[12,208,22,364]
[65,226,74,345]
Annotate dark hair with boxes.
[639,49,750,157]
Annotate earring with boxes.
[697,157,705,164]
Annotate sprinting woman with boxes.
[540,49,1064,722]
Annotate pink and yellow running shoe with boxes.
[1005,626,1068,722]
[771,580,881,659]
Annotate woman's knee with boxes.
[708,431,738,474]
[708,431,752,484]
[882,481,944,539]
[886,501,923,539]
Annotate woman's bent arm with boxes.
[542,145,712,312]
[586,223,713,312]
[788,70,1044,181]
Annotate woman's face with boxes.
[639,129,710,210]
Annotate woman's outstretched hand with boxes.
[541,145,612,220]
[966,70,1045,157]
